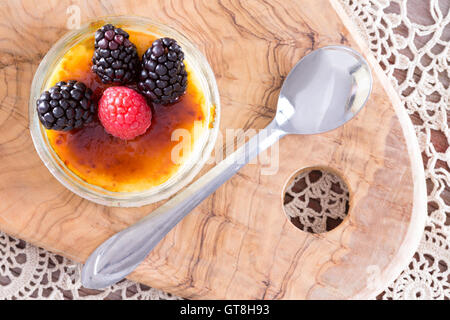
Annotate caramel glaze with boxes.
[46,31,206,192]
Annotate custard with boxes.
[45,30,208,192]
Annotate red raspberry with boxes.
[98,86,152,140]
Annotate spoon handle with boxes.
[81,120,286,289]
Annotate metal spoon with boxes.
[81,45,372,289]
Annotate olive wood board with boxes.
[0,0,426,299]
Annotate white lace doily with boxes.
[1,0,449,299]
[284,170,350,234]
[339,0,449,300]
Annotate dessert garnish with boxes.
[138,37,188,105]
[98,86,152,140]
[37,25,190,134]
[36,80,95,131]
[92,24,140,84]
[37,23,206,192]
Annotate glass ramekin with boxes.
[29,16,220,207]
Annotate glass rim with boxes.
[29,15,221,207]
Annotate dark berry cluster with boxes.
[36,81,95,131]
[37,24,188,132]
[92,24,140,84]
[138,37,188,105]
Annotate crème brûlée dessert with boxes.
[37,23,213,193]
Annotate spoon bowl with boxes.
[276,46,372,134]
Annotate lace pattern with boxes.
[284,170,349,234]
[339,0,449,300]
[0,0,449,299]
[0,233,179,299]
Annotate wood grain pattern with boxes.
[0,0,426,299]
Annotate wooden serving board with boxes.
[0,0,426,299]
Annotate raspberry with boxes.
[98,87,152,140]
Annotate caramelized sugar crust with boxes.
[46,31,206,192]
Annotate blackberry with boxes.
[36,80,95,131]
[92,24,139,84]
[138,37,188,105]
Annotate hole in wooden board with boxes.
[283,167,350,234]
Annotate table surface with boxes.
[0,0,448,300]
